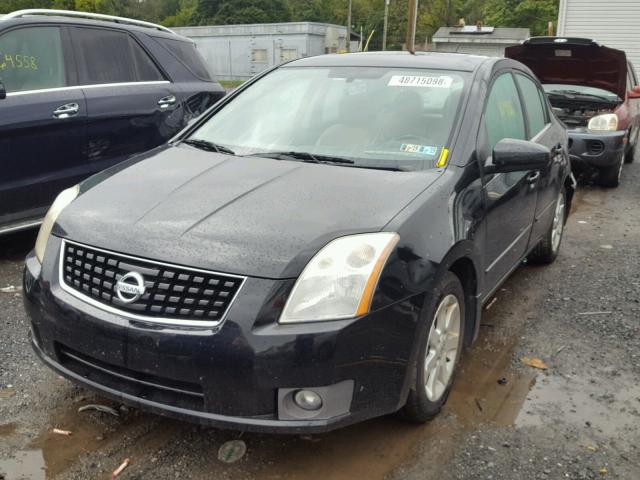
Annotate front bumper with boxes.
[23,237,422,433]
[568,128,626,169]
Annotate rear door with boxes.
[0,25,87,228]
[480,71,538,290]
[69,26,183,168]
[151,36,225,122]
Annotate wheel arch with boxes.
[448,256,480,348]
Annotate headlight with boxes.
[279,233,399,323]
[588,113,618,131]
[34,185,80,263]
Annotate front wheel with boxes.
[400,272,465,422]
[528,187,566,264]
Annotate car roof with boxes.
[0,14,188,42]
[285,51,496,72]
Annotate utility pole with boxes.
[382,0,390,51]
[346,0,352,52]
[406,0,418,53]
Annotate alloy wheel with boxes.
[551,191,566,253]
[424,294,461,402]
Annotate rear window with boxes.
[157,38,214,81]
[72,27,164,85]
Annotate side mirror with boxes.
[486,138,551,173]
[628,85,640,99]
[0,81,6,100]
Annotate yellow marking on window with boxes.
[436,148,449,168]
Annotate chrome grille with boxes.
[60,240,245,325]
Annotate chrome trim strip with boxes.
[58,239,246,328]
[6,81,171,97]
[2,9,176,34]
[0,219,42,235]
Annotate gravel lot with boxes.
[1,160,639,480]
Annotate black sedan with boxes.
[23,52,574,433]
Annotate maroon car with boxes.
[506,37,640,187]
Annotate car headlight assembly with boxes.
[588,113,618,131]
[35,185,80,263]
[279,232,399,323]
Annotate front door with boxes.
[480,72,538,290]
[0,25,87,227]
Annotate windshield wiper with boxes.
[247,151,355,165]
[181,139,235,155]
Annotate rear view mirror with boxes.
[0,80,6,100]
[628,85,640,99]
[487,138,551,173]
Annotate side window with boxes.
[157,38,214,81]
[72,28,163,85]
[0,26,67,93]
[484,73,526,152]
[515,73,548,139]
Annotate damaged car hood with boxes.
[55,145,440,279]
[505,37,628,100]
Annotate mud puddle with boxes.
[2,268,546,480]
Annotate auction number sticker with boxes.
[388,75,452,88]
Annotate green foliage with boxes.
[0,0,560,44]
[483,0,559,36]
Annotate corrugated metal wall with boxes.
[558,0,640,78]
[173,23,347,81]
[433,43,510,57]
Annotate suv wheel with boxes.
[624,141,636,164]
[528,187,566,264]
[400,272,465,422]
[599,155,623,188]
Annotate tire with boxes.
[599,155,623,188]
[400,272,465,422]
[625,132,636,164]
[624,145,635,164]
[528,187,567,265]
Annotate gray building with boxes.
[432,26,530,57]
[558,0,640,77]
[173,22,348,81]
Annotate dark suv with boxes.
[0,9,225,235]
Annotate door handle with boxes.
[527,171,541,184]
[53,103,79,119]
[158,95,176,109]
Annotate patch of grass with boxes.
[219,80,245,89]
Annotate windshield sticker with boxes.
[436,148,449,167]
[400,144,438,155]
[555,49,572,57]
[388,75,453,88]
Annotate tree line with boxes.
[1,0,559,51]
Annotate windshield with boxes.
[542,84,620,102]
[188,66,467,171]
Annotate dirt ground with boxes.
[1,160,639,480]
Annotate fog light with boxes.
[293,389,323,411]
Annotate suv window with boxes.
[157,38,213,81]
[485,73,526,151]
[72,27,164,85]
[515,73,548,138]
[0,26,67,93]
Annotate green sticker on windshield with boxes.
[400,144,438,155]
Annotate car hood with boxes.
[56,145,440,279]
[505,39,628,99]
